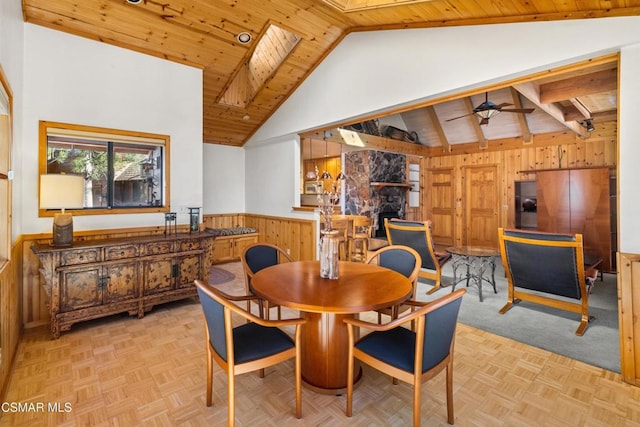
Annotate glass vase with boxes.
[320,230,340,279]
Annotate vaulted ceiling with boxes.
[22,1,635,147]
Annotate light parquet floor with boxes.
[2,261,640,426]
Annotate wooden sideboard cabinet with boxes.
[212,232,259,263]
[32,232,215,338]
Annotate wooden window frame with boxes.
[38,121,170,218]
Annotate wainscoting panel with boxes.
[1,239,23,399]
[618,252,640,385]
[203,213,316,262]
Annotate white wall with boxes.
[619,44,640,253]
[22,24,203,233]
[0,0,24,241]
[245,17,640,252]
[203,143,245,213]
[244,134,303,217]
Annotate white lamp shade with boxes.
[40,174,85,209]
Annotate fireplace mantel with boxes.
[370,182,412,189]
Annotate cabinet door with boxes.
[233,235,259,258]
[536,170,571,233]
[569,168,611,271]
[103,262,139,303]
[213,238,234,263]
[142,258,175,295]
[60,266,102,312]
[176,254,202,288]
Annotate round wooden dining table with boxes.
[251,260,412,394]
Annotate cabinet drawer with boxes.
[179,239,201,252]
[143,241,173,255]
[61,249,100,265]
[105,244,139,260]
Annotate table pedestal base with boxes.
[300,311,362,395]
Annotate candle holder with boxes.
[164,212,177,236]
[188,207,200,233]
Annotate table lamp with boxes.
[40,174,85,247]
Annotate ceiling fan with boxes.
[446,92,535,125]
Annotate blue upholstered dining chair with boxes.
[385,218,452,294]
[344,288,466,427]
[241,243,293,319]
[366,245,421,323]
[194,280,306,427]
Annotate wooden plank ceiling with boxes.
[21,0,638,148]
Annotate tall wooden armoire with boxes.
[536,167,616,272]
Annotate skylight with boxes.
[218,24,301,109]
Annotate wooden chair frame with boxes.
[366,245,421,322]
[350,216,373,262]
[498,228,591,336]
[241,242,293,319]
[194,280,306,427]
[384,218,451,294]
[344,289,466,426]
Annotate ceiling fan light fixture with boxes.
[474,105,501,120]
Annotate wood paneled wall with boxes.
[618,252,640,385]
[1,240,23,400]
[423,122,617,246]
[203,213,316,262]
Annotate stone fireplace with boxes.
[343,150,409,237]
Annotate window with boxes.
[39,121,170,217]
[408,162,420,207]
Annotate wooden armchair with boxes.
[344,289,466,426]
[241,243,293,319]
[384,218,452,294]
[194,280,306,426]
[366,245,421,322]
[498,228,596,336]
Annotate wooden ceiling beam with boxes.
[513,82,590,139]
[592,110,618,122]
[426,106,451,153]
[301,129,430,157]
[462,97,488,149]
[539,69,617,103]
[569,98,592,119]
[510,87,532,144]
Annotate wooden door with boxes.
[427,168,455,246]
[463,165,500,248]
[537,170,571,233]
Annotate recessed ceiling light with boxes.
[242,114,251,121]
[126,0,142,4]
[236,32,252,44]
